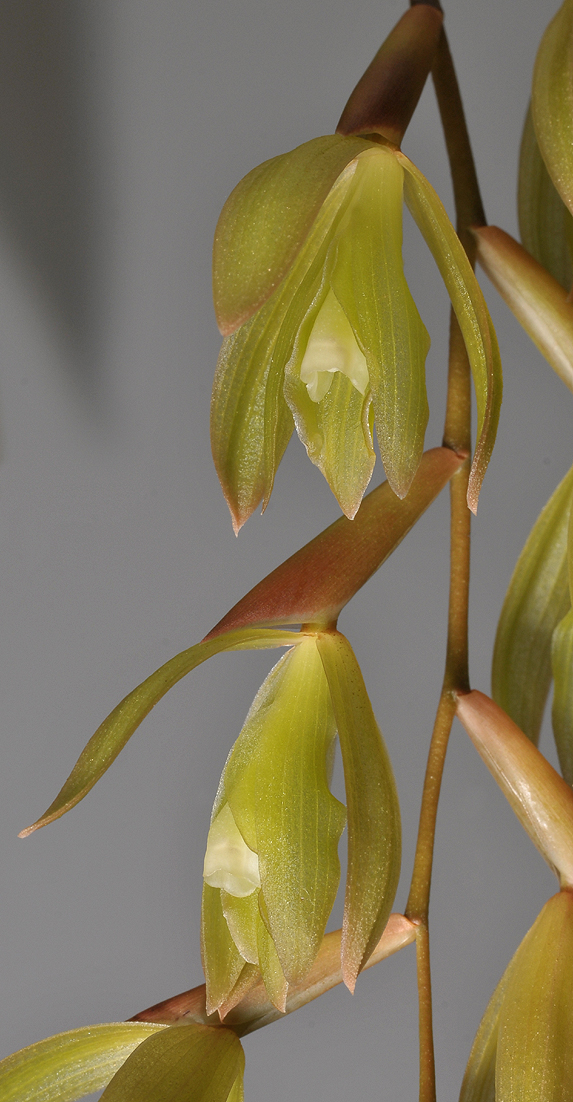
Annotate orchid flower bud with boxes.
[212,135,501,531]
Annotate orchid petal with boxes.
[518,105,573,291]
[398,151,502,512]
[0,1023,164,1102]
[316,631,401,991]
[492,462,573,743]
[213,135,373,335]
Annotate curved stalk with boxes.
[405,18,484,1102]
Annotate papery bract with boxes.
[456,690,573,888]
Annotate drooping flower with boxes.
[211,134,501,531]
[202,631,401,1016]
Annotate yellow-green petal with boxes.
[20,627,303,837]
[316,631,401,992]
[459,935,524,1102]
[492,463,573,744]
[519,105,573,291]
[100,1023,244,1102]
[552,608,573,785]
[398,151,502,512]
[497,891,573,1102]
[332,147,430,500]
[256,905,289,1013]
[532,0,573,219]
[0,1023,165,1102]
[224,638,346,984]
[221,889,260,966]
[213,134,374,335]
[201,884,248,1016]
[211,165,359,530]
[285,313,375,517]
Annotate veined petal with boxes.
[211,162,360,531]
[316,631,401,992]
[456,691,573,888]
[285,284,376,517]
[474,225,573,395]
[492,462,573,744]
[398,151,502,512]
[201,884,249,1016]
[532,0,573,219]
[331,147,430,499]
[552,607,573,785]
[213,134,374,335]
[256,903,289,1013]
[223,638,346,984]
[0,1024,165,1102]
[497,891,573,1102]
[100,1023,244,1102]
[20,627,303,837]
[519,104,573,291]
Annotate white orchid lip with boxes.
[203,802,261,897]
[300,290,370,402]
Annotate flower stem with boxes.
[405,18,484,1102]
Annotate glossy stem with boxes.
[405,18,480,1102]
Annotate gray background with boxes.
[0,1,567,1099]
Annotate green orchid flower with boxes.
[201,629,401,1017]
[211,134,501,531]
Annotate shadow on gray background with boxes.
[0,1,107,412]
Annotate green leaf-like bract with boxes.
[20,628,303,836]
[0,1023,164,1102]
[100,1023,244,1102]
[316,631,401,991]
[492,463,573,744]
